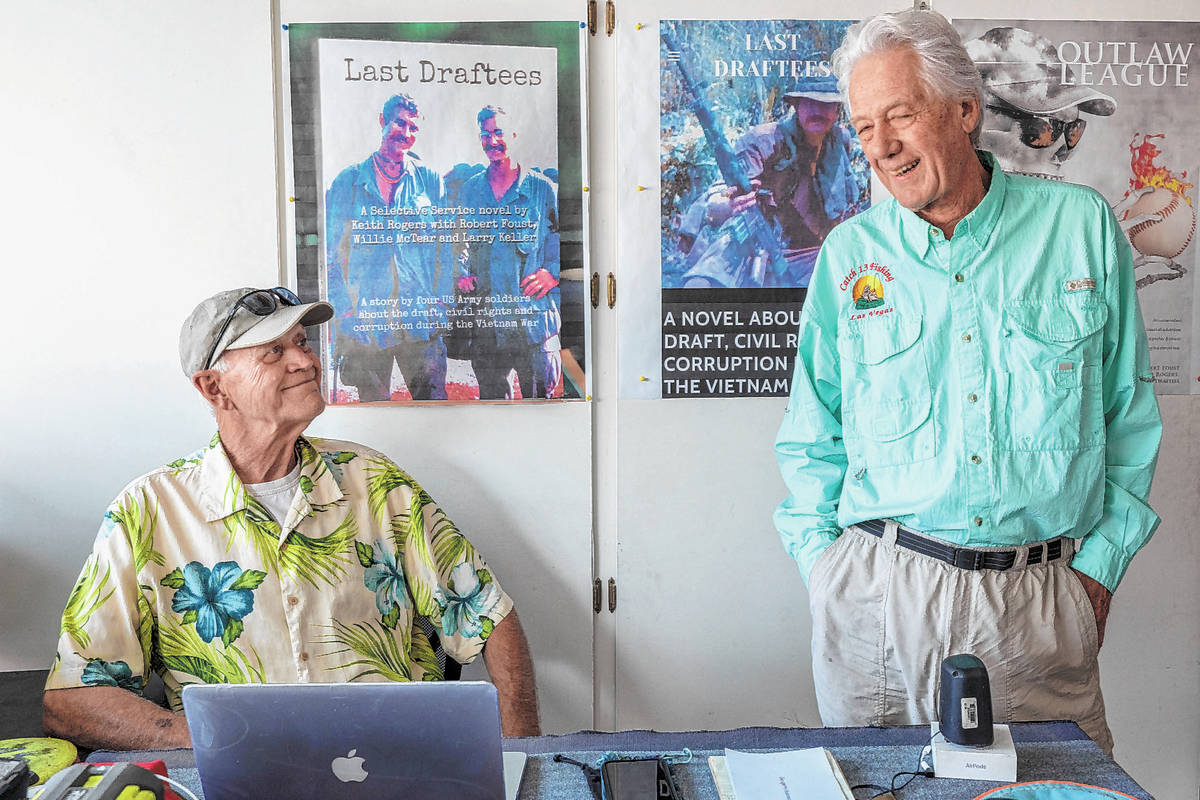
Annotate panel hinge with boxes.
[607,577,617,612]
[590,272,600,309]
[607,272,616,309]
[587,0,597,36]
[606,0,616,36]
[593,577,602,614]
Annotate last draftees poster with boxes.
[286,22,586,404]
[956,19,1200,394]
[658,19,871,398]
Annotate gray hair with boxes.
[832,9,983,145]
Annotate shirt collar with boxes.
[896,150,1007,259]
[198,434,343,525]
[198,432,246,523]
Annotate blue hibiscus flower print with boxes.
[319,450,356,485]
[81,659,143,692]
[364,540,410,625]
[165,561,264,645]
[97,510,118,542]
[442,563,502,638]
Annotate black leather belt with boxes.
[856,519,1066,571]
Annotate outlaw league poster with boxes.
[659,19,870,398]
[286,23,586,403]
[955,19,1200,394]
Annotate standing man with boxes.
[774,10,1160,754]
[326,93,450,402]
[457,106,562,400]
[678,76,861,289]
[44,287,538,749]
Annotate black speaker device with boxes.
[938,654,994,746]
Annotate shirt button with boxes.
[962,333,972,343]
[968,393,978,403]
[973,516,983,527]
[954,273,965,283]
[971,455,982,464]
[287,595,299,606]
[300,652,309,662]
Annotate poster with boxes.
[956,19,1200,393]
[658,19,870,398]
[286,22,587,403]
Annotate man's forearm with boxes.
[482,610,540,737]
[43,686,192,751]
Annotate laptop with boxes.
[183,682,526,800]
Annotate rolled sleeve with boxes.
[398,479,513,665]
[45,509,150,694]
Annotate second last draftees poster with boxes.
[659,19,871,398]
[955,19,1200,394]
[286,23,586,404]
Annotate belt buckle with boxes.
[953,548,984,570]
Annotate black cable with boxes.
[849,781,892,797]
[849,731,936,798]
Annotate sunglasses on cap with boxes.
[986,104,1087,150]
[204,287,303,371]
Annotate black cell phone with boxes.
[600,758,682,800]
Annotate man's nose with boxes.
[864,126,898,162]
[286,345,318,370]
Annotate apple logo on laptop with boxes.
[331,749,368,783]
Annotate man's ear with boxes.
[961,95,981,136]
[193,369,233,411]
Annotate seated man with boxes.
[43,286,539,749]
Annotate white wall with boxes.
[0,0,594,736]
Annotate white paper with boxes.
[724,748,847,800]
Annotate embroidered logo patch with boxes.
[1063,278,1096,292]
[852,275,886,309]
[841,263,896,320]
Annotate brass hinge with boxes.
[607,272,616,309]
[593,578,602,614]
[607,577,617,612]
[590,272,600,309]
[587,0,597,36]
[606,0,615,36]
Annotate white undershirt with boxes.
[243,462,302,526]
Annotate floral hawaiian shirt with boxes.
[46,434,511,711]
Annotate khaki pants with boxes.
[808,521,1112,754]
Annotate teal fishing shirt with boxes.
[775,153,1161,592]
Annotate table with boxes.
[90,722,1154,799]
